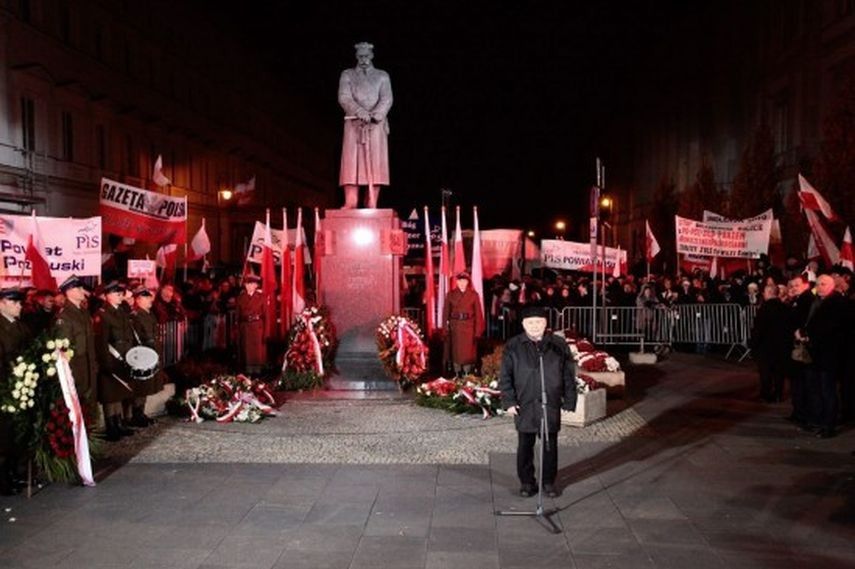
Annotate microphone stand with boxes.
[495,347,562,534]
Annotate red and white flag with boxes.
[235,176,256,206]
[798,174,838,221]
[806,234,820,260]
[645,220,661,263]
[423,206,436,334]
[804,209,840,267]
[452,205,466,278]
[292,208,306,316]
[471,206,485,329]
[280,208,292,336]
[188,219,211,261]
[840,227,854,271]
[709,256,718,279]
[260,210,277,339]
[25,211,56,290]
[152,154,171,187]
[314,208,323,306]
[437,207,451,329]
[612,244,623,278]
[155,243,178,283]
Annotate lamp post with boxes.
[554,220,566,240]
[217,188,233,263]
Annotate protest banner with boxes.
[246,221,311,266]
[127,259,157,279]
[675,214,771,259]
[541,239,627,273]
[99,177,187,244]
[0,215,101,282]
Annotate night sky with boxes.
[202,1,711,236]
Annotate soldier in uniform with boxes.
[442,271,484,375]
[236,275,266,375]
[129,287,164,427]
[0,288,31,495]
[94,281,137,441]
[53,276,98,416]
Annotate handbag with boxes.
[791,342,812,364]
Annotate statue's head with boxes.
[354,42,374,69]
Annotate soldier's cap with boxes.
[102,280,126,294]
[132,286,154,298]
[455,271,470,281]
[59,275,87,293]
[244,274,261,284]
[0,287,25,302]
[520,305,549,321]
[354,41,374,54]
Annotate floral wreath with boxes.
[282,306,337,388]
[185,374,277,424]
[376,314,429,384]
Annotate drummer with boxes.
[94,280,137,441]
[129,286,164,427]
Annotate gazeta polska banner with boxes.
[99,177,187,244]
[541,239,626,273]
[676,214,771,259]
[0,215,101,282]
[246,221,311,266]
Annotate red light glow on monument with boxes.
[352,227,374,246]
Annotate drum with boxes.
[125,346,159,381]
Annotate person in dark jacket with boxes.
[0,288,31,495]
[750,284,792,402]
[129,287,164,427]
[53,276,98,413]
[442,271,484,375]
[499,305,577,498]
[786,275,814,426]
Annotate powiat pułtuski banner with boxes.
[99,177,187,244]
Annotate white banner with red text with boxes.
[541,239,627,273]
[99,177,187,244]
[675,214,771,259]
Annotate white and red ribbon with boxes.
[55,351,95,487]
[395,318,426,370]
[301,313,325,376]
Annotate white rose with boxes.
[11,390,20,399]
[47,367,56,377]
[13,366,24,378]
[63,339,70,349]
[41,354,51,363]
[31,373,39,381]
[46,340,56,350]
[16,356,23,362]
[18,401,26,409]
[65,350,74,359]
[27,364,35,371]
[19,394,27,403]
[27,400,34,408]
[14,381,22,390]
[51,353,58,361]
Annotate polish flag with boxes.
[235,176,256,206]
[292,208,306,316]
[314,208,323,306]
[452,205,466,277]
[25,211,56,290]
[798,174,838,221]
[423,206,436,334]
[152,154,171,187]
[645,220,661,263]
[280,208,292,336]
[804,209,840,267]
[260,209,277,339]
[840,227,854,271]
[188,219,211,261]
[612,245,622,278]
[436,207,451,329]
[155,243,178,283]
[806,234,820,260]
[471,206,485,328]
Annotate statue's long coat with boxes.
[338,66,393,186]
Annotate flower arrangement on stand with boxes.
[279,306,337,391]
[0,334,98,484]
[184,374,278,423]
[415,375,503,418]
[563,331,622,372]
[376,314,429,386]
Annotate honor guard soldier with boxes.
[129,286,164,427]
[236,275,266,375]
[0,288,32,494]
[94,280,136,441]
[442,271,484,376]
[53,276,98,415]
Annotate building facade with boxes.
[0,0,337,266]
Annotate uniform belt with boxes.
[449,313,471,320]
[240,315,261,323]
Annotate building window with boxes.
[61,111,74,161]
[95,125,107,169]
[21,97,35,151]
[125,135,138,176]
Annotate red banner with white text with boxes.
[99,177,187,244]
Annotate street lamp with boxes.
[526,230,535,238]
[217,188,234,262]
[554,220,566,239]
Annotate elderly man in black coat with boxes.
[499,305,577,498]
[751,283,792,402]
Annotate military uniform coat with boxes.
[442,288,483,368]
[94,304,136,404]
[236,291,266,371]
[0,316,31,455]
[53,303,98,408]
[130,308,165,396]
[498,333,577,434]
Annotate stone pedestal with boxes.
[319,209,404,390]
[561,388,607,427]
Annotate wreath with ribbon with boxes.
[376,314,429,385]
[281,306,337,390]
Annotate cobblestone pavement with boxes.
[126,399,649,465]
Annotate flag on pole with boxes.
[189,219,211,261]
[452,205,466,277]
[840,227,854,271]
[437,206,450,329]
[423,206,436,334]
[798,174,838,221]
[612,245,622,278]
[25,211,56,290]
[234,176,256,206]
[645,220,661,263]
[261,209,277,339]
[804,209,840,267]
[293,208,306,316]
[280,208,292,336]
[314,208,323,306]
[806,234,820,260]
[471,206,485,331]
[152,154,171,187]
[155,243,178,283]
[709,256,718,279]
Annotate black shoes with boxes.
[518,484,561,498]
[543,484,560,498]
[519,485,536,498]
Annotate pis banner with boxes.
[541,239,627,273]
[246,221,311,266]
[0,215,102,282]
[99,177,187,244]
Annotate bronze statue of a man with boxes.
[338,42,393,209]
